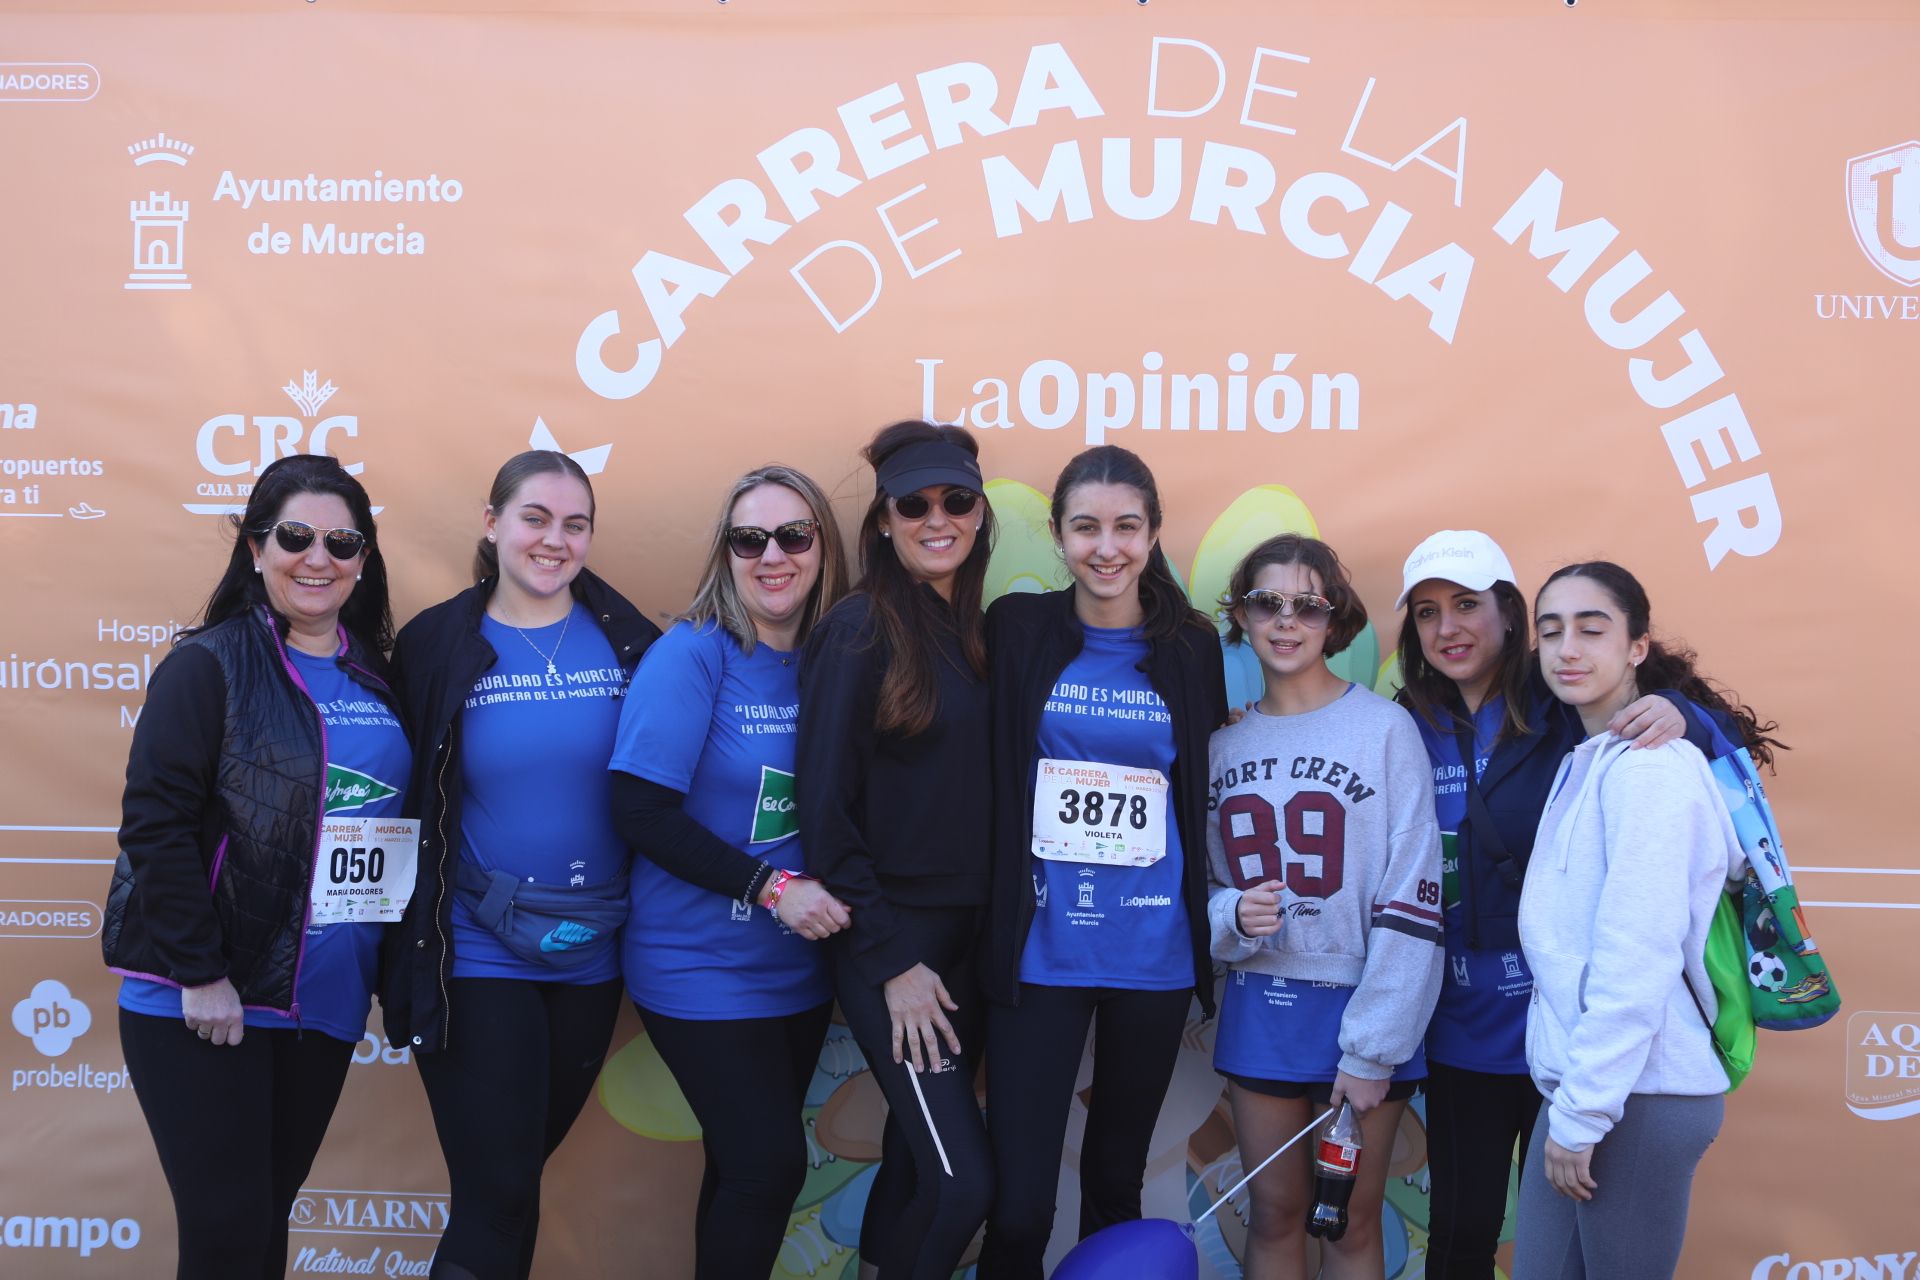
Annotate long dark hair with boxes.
[185,453,394,655]
[1538,561,1783,769]
[473,450,596,583]
[1395,580,1534,742]
[856,420,994,737]
[1220,534,1367,656]
[1050,446,1212,645]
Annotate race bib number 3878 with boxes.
[310,816,420,926]
[1031,758,1168,867]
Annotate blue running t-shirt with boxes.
[1215,969,1428,1084]
[1416,695,1532,1073]
[120,644,410,1042]
[451,605,629,983]
[1020,624,1193,991]
[611,622,830,1019]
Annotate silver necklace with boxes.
[511,608,572,677]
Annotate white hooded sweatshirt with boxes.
[1519,734,1744,1152]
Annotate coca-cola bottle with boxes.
[1305,1098,1362,1241]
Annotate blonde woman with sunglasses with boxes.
[608,464,850,1279]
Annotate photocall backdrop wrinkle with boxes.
[0,3,1915,1276]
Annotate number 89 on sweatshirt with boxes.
[1031,758,1168,866]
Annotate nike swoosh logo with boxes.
[538,922,598,952]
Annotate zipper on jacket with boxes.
[265,607,328,1029]
[433,725,455,1049]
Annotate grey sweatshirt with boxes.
[1204,685,1444,1080]
[1520,734,1743,1151]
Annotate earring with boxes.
[881,530,891,539]
[486,533,496,544]
[253,564,262,574]
[355,574,363,582]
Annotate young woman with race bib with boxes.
[108,455,405,1278]
[1204,533,1444,1280]
[1511,562,1774,1280]
[607,464,851,1279]
[977,446,1226,1278]
[795,421,997,1279]
[1392,530,1726,1280]
[381,450,659,1280]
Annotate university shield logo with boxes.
[751,766,797,845]
[1846,141,1920,287]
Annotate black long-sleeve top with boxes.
[795,588,989,987]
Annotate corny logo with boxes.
[10,979,91,1056]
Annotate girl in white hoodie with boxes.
[1515,561,1778,1280]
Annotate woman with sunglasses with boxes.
[606,465,850,1279]
[796,420,996,1279]
[1392,531,1727,1280]
[1205,534,1443,1280]
[1513,562,1772,1280]
[381,450,659,1280]
[976,446,1225,1277]
[107,454,404,1277]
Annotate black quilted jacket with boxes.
[102,606,399,1014]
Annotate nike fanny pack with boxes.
[452,861,628,970]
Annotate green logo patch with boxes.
[325,764,398,815]
[751,766,797,845]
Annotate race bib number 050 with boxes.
[310,817,420,926]
[1032,758,1168,867]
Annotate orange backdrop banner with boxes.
[2,3,1916,1276]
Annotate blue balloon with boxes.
[1051,1218,1198,1280]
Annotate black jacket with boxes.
[379,570,659,1052]
[795,588,990,988]
[1409,669,1729,953]
[982,589,1228,1016]
[104,607,399,1015]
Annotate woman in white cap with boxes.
[1391,530,1725,1280]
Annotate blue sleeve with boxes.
[1659,688,1740,759]
[608,623,723,789]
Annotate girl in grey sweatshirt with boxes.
[1203,535,1443,1280]
[1514,561,1776,1280]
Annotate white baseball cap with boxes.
[1395,530,1518,610]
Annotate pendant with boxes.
[546,662,557,677]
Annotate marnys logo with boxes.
[188,371,370,516]
[8,978,129,1094]
[1844,1010,1920,1121]
[1752,1251,1919,1280]
[288,1190,443,1276]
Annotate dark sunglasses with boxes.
[250,520,368,560]
[891,489,980,520]
[726,519,819,559]
[1239,589,1334,627]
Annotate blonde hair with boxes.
[683,465,849,654]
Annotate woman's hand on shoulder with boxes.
[181,977,245,1047]
[1611,694,1686,749]
[770,879,852,941]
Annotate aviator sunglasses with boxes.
[890,489,980,520]
[250,520,368,560]
[1238,589,1335,628]
[726,518,819,559]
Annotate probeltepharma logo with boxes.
[9,979,128,1094]
[188,371,369,515]
[1845,1010,1920,1121]
[0,1214,140,1260]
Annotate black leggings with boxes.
[638,1002,833,1280]
[414,976,623,1280]
[978,984,1191,1279]
[119,1008,355,1280]
[1422,1060,1541,1280]
[833,905,992,1280]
